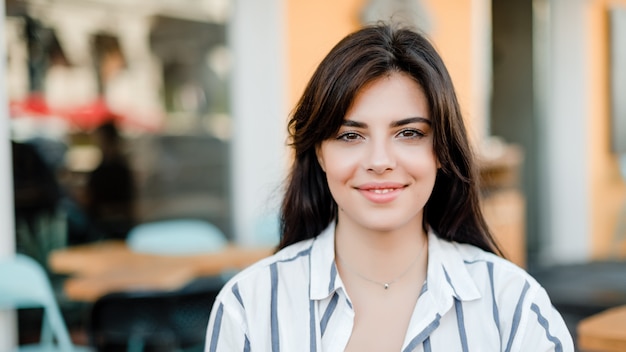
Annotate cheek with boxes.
[324,155,356,186]
[400,149,439,178]
[319,145,358,184]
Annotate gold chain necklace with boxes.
[336,241,427,290]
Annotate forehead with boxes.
[344,72,429,122]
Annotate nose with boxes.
[365,138,395,174]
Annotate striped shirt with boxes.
[205,223,574,351]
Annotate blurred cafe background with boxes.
[1,0,626,351]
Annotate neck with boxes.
[334,216,428,281]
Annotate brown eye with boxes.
[397,129,425,139]
[337,132,363,141]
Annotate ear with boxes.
[315,145,326,172]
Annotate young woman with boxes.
[205,23,574,352]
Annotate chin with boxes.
[355,214,419,233]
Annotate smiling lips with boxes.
[356,183,406,203]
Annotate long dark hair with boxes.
[278,23,501,256]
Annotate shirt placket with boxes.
[319,290,354,352]
[401,290,453,352]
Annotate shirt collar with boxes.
[308,223,483,304]
[425,229,482,311]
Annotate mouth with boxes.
[355,183,407,203]
[356,183,407,192]
[369,188,398,194]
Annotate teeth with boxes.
[372,189,394,194]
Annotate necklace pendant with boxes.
[384,283,389,290]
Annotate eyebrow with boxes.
[391,117,431,127]
[341,117,431,128]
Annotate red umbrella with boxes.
[9,93,51,117]
[56,98,117,130]
[10,94,162,132]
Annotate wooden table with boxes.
[48,240,274,302]
[577,305,626,352]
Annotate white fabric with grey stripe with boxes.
[205,223,574,352]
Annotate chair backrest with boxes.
[0,253,74,351]
[88,285,220,352]
[253,213,280,246]
[611,153,626,257]
[127,219,227,255]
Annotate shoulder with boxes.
[208,238,316,339]
[448,240,568,328]
[216,238,315,302]
[428,235,573,350]
[435,236,546,301]
[452,239,537,282]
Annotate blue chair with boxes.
[253,213,280,246]
[0,253,93,352]
[127,219,227,255]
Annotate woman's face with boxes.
[317,71,439,233]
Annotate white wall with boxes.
[0,0,18,349]
[229,0,287,246]
[470,0,492,139]
[539,0,591,264]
